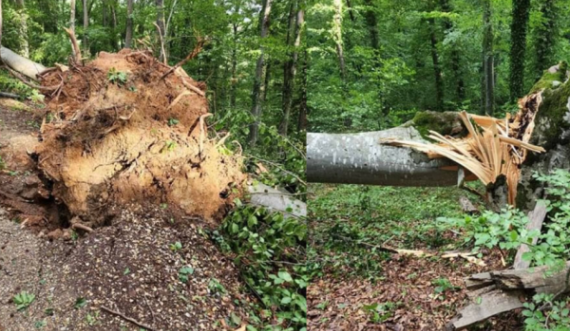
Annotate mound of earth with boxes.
[0,205,254,331]
[32,49,245,229]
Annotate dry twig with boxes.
[100,305,155,331]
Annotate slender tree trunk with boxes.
[297,49,308,132]
[280,4,304,137]
[0,0,3,59]
[111,3,118,50]
[263,58,271,103]
[70,0,76,32]
[82,0,88,51]
[230,22,238,109]
[102,0,108,27]
[156,0,166,62]
[248,0,273,146]
[125,0,134,48]
[428,17,444,111]
[534,0,555,80]
[363,0,378,51]
[332,0,346,82]
[345,0,355,22]
[483,0,494,115]
[15,0,28,58]
[509,0,531,101]
[440,0,464,102]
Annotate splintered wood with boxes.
[380,93,545,206]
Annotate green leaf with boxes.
[278,271,293,282]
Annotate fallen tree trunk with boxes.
[1,46,46,80]
[307,115,464,187]
[308,62,570,210]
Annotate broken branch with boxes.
[160,38,206,80]
[100,305,155,331]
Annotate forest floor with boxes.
[0,102,252,330]
[307,184,525,331]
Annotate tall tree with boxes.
[125,0,134,48]
[332,0,346,81]
[82,0,88,50]
[70,0,76,32]
[280,2,304,136]
[156,0,166,62]
[509,0,531,101]
[440,0,464,102]
[248,0,273,146]
[427,2,443,111]
[534,0,556,79]
[298,49,308,132]
[15,0,28,58]
[363,0,378,51]
[482,0,494,115]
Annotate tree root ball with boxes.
[36,49,246,226]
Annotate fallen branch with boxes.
[71,223,93,233]
[100,305,155,331]
[160,38,206,80]
[181,78,205,97]
[5,66,57,91]
[0,91,20,99]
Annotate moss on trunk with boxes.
[409,111,467,139]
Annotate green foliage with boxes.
[211,204,306,331]
[440,207,533,254]
[13,291,35,311]
[107,68,128,85]
[523,294,570,331]
[0,156,5,171]
[178,266,194,284]
[74,297,87,309]
[362,301,401,323]
[170,241,182,252]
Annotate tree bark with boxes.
[441,0,464,102]
[125,0,134,48]
[248,0,273,146]
[509,0,531,101]
[363,0,379,51]
[280,3,303,137]
[70,0,76,32]
[297,49,308,132]
[428,16,444,111]
[482,0,494,115]
[1,46,46,80]
[230,20,238,109]
[83,0,88,51]
[307,117,460,187]
[156,0,166,62]
[534,0,556,80]
[332,0,346,82]
[15,0,29,58]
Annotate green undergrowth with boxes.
[307,183,484,280]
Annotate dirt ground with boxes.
[307,250,525,331]
[0,103,253,330]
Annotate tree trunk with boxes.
[297,49,308,132]
[307,112,464,187]
[534,0,555,80]
[156,0,166,62]
[441,0,464,102]
[332,0,346,82]
[509,0,531,101]
[248,0,273,147]
[70,0,76,32]
[15,0,29,58]
[482,0,494,115]
[111,3,118,50]
[280,3,303,137]
[428,17,444,111]
[125,0,134,48]
[230,21,238,109]
[307,66,569,211]
[0,47,47,80]
[83,0,88,51]
[363,0,379,51]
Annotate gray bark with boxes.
[125,0,134,48]
[248,0,273,146]
[248,184,306,218]
[15,0,29,58]
[307,126,459,187]
[83,0,88,49]
[0,47,46,80]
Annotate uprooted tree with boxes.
[0,36,304,236]
[307,61,570,328]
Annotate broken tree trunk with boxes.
[307,62,569,210]
[447,261,570,330]
[307,113,464,187]
[513,200,547,269]
[1,46,46,80]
